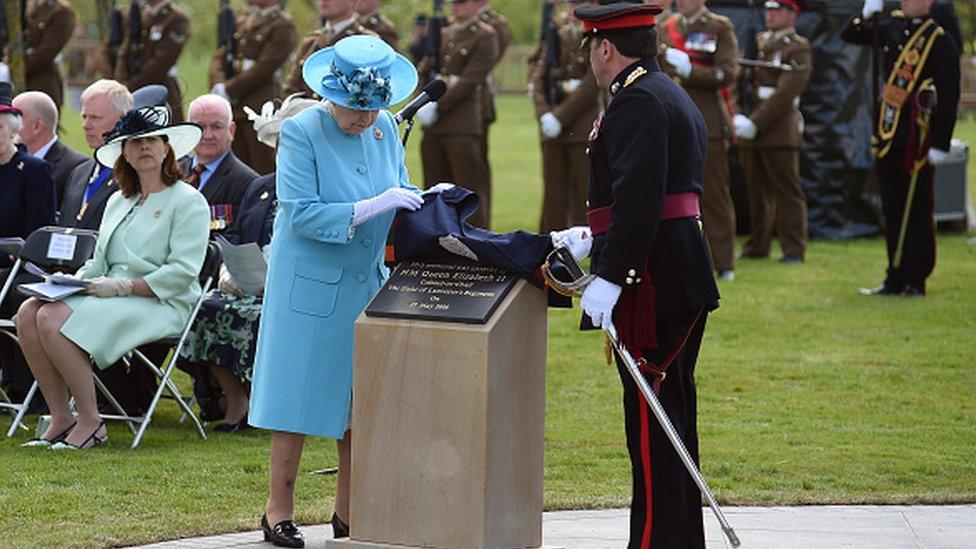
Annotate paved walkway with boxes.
[134,505,975,548]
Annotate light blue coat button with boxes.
[357,274,367,282]
[316,228,324,236]
[356,165,367,174]
[362,238,372,246]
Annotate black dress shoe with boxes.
[902,285,925,297]
[213,414,249,433]
[859,284,902,296]
[778,255,804,264]
[331,512,349,539]
[261,513,304,548]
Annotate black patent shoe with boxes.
[213,414,249,433]
[331,512,350,539]
[902,285,926,297]
[859,283,902,296]
[261,513,304,548]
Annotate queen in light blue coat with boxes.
[248,36,429,544]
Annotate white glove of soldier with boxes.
[862,0,884,18]
[550,226,592,262]
[733,114,758,140]
[85,277,134,298]
[927,148,949,164]
[422,182,455,196]
[540,112,562,139]
[665,47,692,78]
[211,83,231,102]
[218,264,245,297]
[563,78,583,93]
[580,276,622,330]
[0,62,10,84]
[352,187,423,227]
[416,102,438,127]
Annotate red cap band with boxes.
[581,11,657,34]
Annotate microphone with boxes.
[395,79,447,123]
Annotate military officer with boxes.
[473,0,512,183]
[356,0,399,49]
[209,0,297,175]
[23,0,76,110]
[282,0,374,98]
[112,0,190,122]
[734,0,812,263]
[844,0,959,296]
[557,2,720,546]
[658,0,739,280]
[530,0,601,233]
[415,0,498,228]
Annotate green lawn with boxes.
[2,94,975,548]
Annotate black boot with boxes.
[331,512,349,539]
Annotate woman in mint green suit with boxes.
[16,106,207,450]
[248,36,431,546]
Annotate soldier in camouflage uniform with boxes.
[210,0,297,175]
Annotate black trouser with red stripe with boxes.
[615,310,707,549]
[876,154,936,292]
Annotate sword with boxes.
[893,89,937,269]
[738,57,797,72]
[541,246,741,547]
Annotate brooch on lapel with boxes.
[154,210,162,218]
[373,127,383,140]
[16,161,24,170]
[260,191,270,201]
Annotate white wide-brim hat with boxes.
[302,35,418,111]
[94,106,202,168]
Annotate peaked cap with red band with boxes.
[573,1,663,35]
[764,0,809,12]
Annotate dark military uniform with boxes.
[738,27,811,260]
[585,56,719,549]
[283,16,375,98]
[418,16,498,228]
[842,10,959,295]
[113,0,190,122]
[24,0,75,109]
[358,9,399,49]
[659,9,739,274]
[476,6,512,184]
[209,5,297,175]
[530,11,600,233]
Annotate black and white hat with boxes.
[94,106,202,168]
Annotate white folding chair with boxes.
[0,227,98,436]
[94,241,221,448]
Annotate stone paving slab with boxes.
[132,505,976,548]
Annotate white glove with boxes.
[733,114,757,140]
[550,226,592,262]
[218,264,245,297]
[416,102,438,127]
[580,276,622,330]
[665,48,692,78]
[928,148,949,164]
[85,277,134,298]
[540,112,562,139]
[423,182,455,195]
[526,82,535,99]
[352,187,423,227]
[211,83,230,101]
[0,62,10,84]
[563,78,582,93]
[862,0,883,18]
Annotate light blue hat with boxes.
[303,35,419,111]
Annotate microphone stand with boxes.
[401,117,416,147]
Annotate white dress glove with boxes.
[416,102,438,127]
[550,226,592,262]
[733,114,758,140]
[423,182,455,195]
[540,112,562,139]
[218,264,245,297]
[580,276,622,330]
[862,0,883,18]
[665,48,692,78]
[927,148,949,164]
[85,277,134,298]
[211,83,230,101]
[352,187,423,227]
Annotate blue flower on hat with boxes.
[324,65,393,109]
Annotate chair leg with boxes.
[131,348,207,448]
[5,381,37,437]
